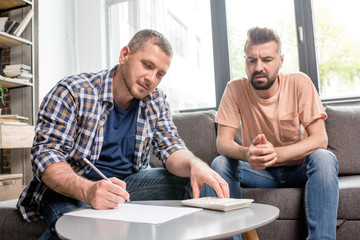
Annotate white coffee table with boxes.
[56,200,279,240]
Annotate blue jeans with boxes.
[203,149,339,240]
[39,168,191,240]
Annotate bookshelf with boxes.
[0,0,35,188]
[0,31,32,48]
[0,0,28,10]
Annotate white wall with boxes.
[38,0,105,104]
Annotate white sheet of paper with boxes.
[64,203,202,224]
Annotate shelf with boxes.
[0,173,23,201]
[0,31,32,48]
[0,0,34,180]
[0,0,29,11]
[0,124,34,148]
[0,76,32,88]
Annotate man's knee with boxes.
[307,149,339,189]
[211,155,228,171]
[308,149,338,172]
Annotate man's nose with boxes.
[145,71,157,83]
[255,61,263,72]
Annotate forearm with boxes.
[216,139,249,162]
[275,134,328,166]
[42,162,93,204]
[165,149,204,177]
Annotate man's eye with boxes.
[143,63,152,69]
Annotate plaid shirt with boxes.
[17,65,186,222]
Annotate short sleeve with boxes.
[297,74,326,128]
[216,82,242,129]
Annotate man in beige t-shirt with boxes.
[211,27,339,239]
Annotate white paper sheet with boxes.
[64,203,202,224]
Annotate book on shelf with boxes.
[4,64,31,71]
[3,64,32,80]
[14,72,32,80]
[3,70,32,80]
[0,122,28,126]
[0,17,9,31]
[14,8,33,37]
[4,72,32,80]
[4,20,19,35]
[0,114,29,124]
[0,75,30,84]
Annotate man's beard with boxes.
[120,63,148,99]
[250,71,277,90]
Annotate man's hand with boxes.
[86,177,130,209]
[165,149,229,199]
[42,162,130,210]
[190,160,230,199]
[246,134,278,170]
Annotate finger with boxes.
[92,195,120,209]
[264,156,278,168]
[109,177,127,189]
[191,181,200,199]
[251,134,262,146]
[250,151,276,164]
[218,176,230,198]
[254,147,276,157]
[107,178,130,201]
[210,172,230,198]
[207,176,227,198]
[259,134,268,144]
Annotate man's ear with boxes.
[280,54,284,67]
[119,46,131,64]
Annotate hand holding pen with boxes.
[83,158,131,207]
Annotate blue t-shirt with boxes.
[85,99,139,180]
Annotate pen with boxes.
[83,158,131,203]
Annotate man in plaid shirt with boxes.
[17,29,229,239]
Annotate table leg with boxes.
[243,229,259,240]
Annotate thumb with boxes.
[251,134,262,146]
[259,134,268,144]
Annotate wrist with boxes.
[78,177,95,204]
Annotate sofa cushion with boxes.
[149,110,218,167]
[337,175,360,220]
[325,106,360,175]
[242,188,304,219]
[172,110,218,165]
[0,208,46,240]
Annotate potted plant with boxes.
[0,85,8,115]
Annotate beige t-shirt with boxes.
[216,72,326,147]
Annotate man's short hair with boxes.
[244,27,282,55]
[128,29,173,57]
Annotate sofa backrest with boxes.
[151,106,359,176]
[325,106,360,175]
[149,110,219,167]
[172,110,219,165]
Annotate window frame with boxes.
[214,0,360,106]
[105,0,360,112]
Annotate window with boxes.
[225,0,360,102]
[167,12,187,59]
[312,0,360,100]
[106,0,216,112]
[226,0,299,81]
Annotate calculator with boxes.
[181,197,254,212]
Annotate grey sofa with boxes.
[162,105,360,239]
[1,105,359,239]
